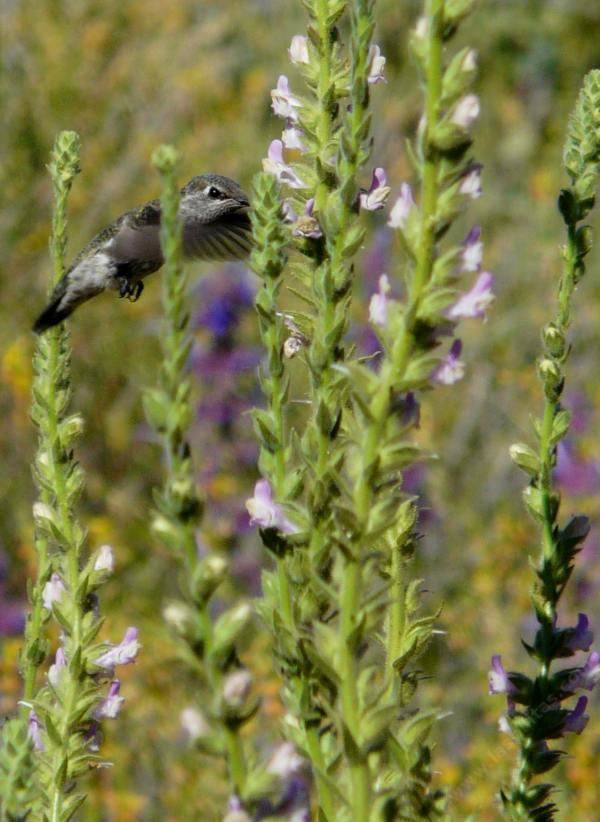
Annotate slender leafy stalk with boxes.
[146,146,255,805]
[494,69,600,822]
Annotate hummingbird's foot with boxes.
[127,281,144,303]
[117,277,144,302]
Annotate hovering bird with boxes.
[33,173,252,333]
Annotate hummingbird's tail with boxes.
[33,295,73,333]
[33,269,104,334]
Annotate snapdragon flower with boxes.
[271,75,302,122]
[359,168,391,211]
[246,480,298,534]
[447,272,494,320]
[263,140,307,189]
[387,183,416,229]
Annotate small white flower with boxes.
[246,480,298,533]
[368,274,391,327]
[180,707,211,741]
[262,140,307,189]
[93,544,114,574]
[447,272,495,320]
[431,340,465,385]
[461,49,477,72]
[42,573,66,610]
[282,126,305,151]
[268,742,306,778]
[271,75,302,122]
[223,670,253,708]
[359,167,391,211]
[388,183,416,229]
[459,165,482,199]
[289,35,309,65]
[367,45,386,84]
[451,94,480,129]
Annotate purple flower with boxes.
[367,45,386,84]
[432,339,465,385]
[263,140,307,189]
[246,480,297,533]
[564,613,594,654]
[447,272,494,320]
[360,167,391,211]
[562,695,589,734]
[289,35,309,65]
[388,183,416,229]
[282,126,306,151]
[572,651,600,691]
[368,274,391,326]
[451,94,480,129]
[488,655,515,695]
[459,164,482,199]
[393,392,421,428]
[460,226,483,272]
[271,75,302,121]
[95,627,140,672]
[28,710,44,752]
[48,647,67,688]
[291,198,323,239]
[42,573,67,611]
[194,265,255,340]
[94,680,125,719]
[268,742,306,778]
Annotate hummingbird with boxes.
[33,173,252,333]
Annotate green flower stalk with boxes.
[11,132,138,822]
[253,0,484,818]
[145,146,256,806]
[492,69,600,821]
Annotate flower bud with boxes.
[222,669,253,708]
[163,601,197,641]
[180,707,211,741]
[543,323,566,358]
[192,555,228,603]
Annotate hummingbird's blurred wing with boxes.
[182,209,252,262]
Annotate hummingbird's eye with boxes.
[207,186,224,199]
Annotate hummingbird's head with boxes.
[179,174,253,261]
[180,174,250,223]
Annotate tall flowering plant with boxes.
[0,132,139,821]
[490,69,600,820]
[250,0,491,817]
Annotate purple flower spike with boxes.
[246,480,298,534]
[562,696,589,734]
[432,339,465,385]
[94,680,125,719]
[460,226,483,272]
[388,183,416,229]
[271,75,302,122]
[459,164,483,199]
[447,272,495,320]
[360,167,391,211]
[263,140,307,189]
[28,710,44,752]
[95,627,140,672]
[367,45,386,84]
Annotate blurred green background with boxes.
[1,1,599,818]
